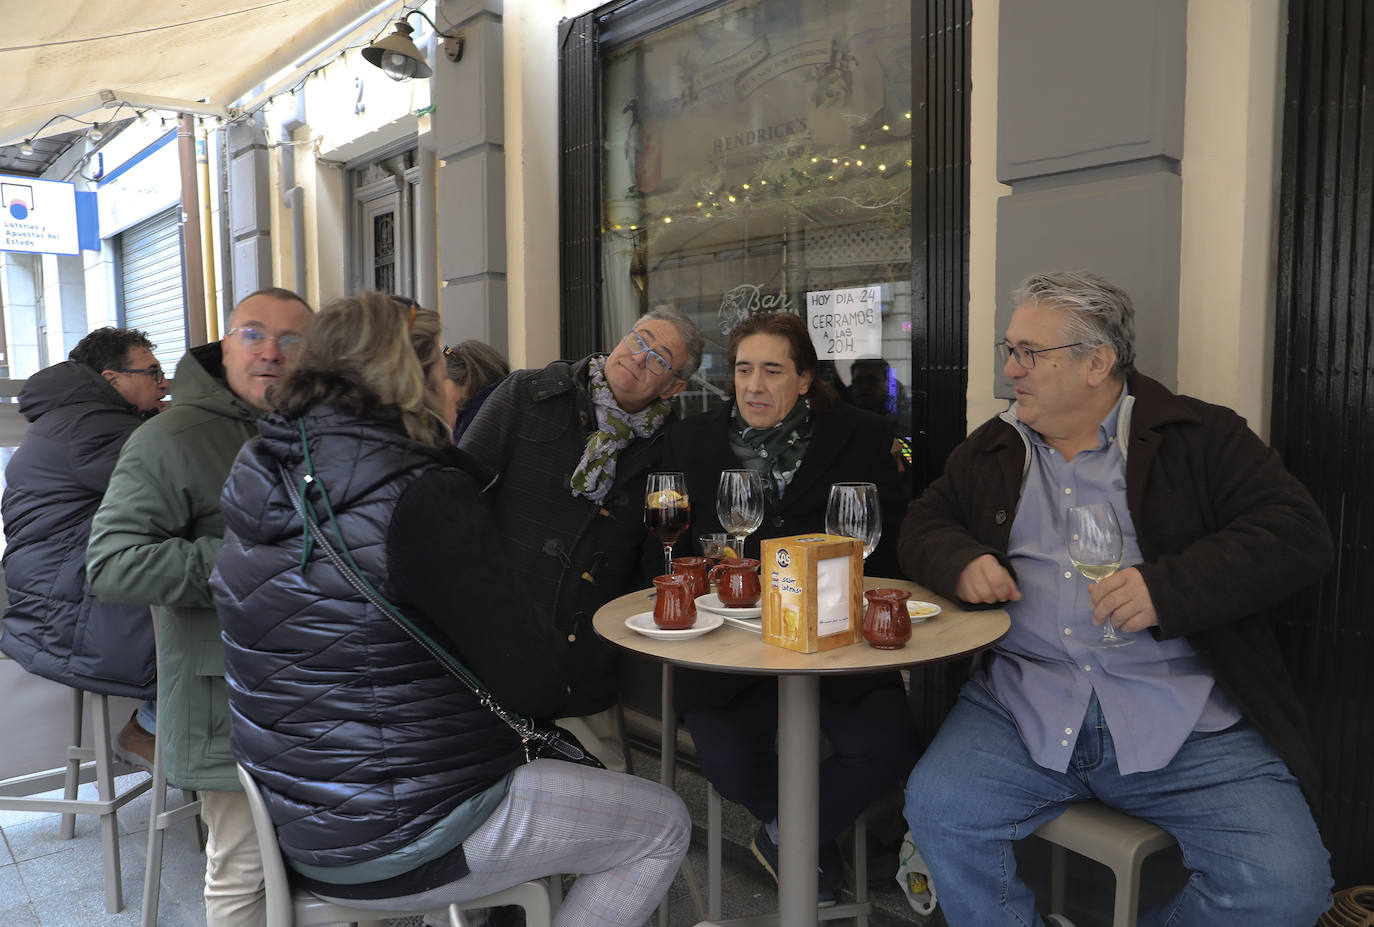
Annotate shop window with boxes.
[594,0,915,458]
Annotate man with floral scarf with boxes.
[459,308,703,768]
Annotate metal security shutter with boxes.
[119,208,187,377]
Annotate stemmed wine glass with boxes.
[644,472,691,578]
[716,469,764,558]
[1065,502,1134,648]
[825,482,882,560]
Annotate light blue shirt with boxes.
[975,384,1241,775]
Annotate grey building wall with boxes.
[433,0,508,352]
[227,114,274,312]
[994,0,1186,395]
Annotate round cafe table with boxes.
[594,576,1010,927]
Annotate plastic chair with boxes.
[1032,801,1177,927]
[0,685,152,913]
[141,724,205,926]
[236,763,554,927]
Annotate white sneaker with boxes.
[1046,915,1077,927]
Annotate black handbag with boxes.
[277,434,604,770]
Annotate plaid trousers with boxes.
[318,759,690,927]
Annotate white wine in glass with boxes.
[1065,502,1133,648]
[826,482,882,559]
[716,469,764,557]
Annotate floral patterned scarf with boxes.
[570,356,671,503]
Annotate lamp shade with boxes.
[362,21,432,81]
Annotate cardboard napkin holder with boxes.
[760,533,863,653]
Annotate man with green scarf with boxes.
[459,307,703,769]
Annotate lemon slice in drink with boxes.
[723,545,739,559]
[646,488,685,508]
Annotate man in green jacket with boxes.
[87,287,312,927]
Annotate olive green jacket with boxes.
[87,343,262,791]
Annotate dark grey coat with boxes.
[1,362,155,698]
[459,356,669,716]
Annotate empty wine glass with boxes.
[644,472,691,578]
[825,482,882,559]
[1065,502,1133,648]
[716,469,764,558]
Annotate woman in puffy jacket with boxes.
[211,292,688,925]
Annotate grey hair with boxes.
[1011,271,1135,378]
[638,306,705,379]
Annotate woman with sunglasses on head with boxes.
[211,292,689,926]
[442,339,509,440]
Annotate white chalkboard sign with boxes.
[806,286,882,360]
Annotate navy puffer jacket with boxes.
[1,361,155,698]
[213,405,565,871]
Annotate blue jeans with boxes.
[904,681,1331,927]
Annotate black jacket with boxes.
[213,405,567,873]
[661,400,909,711]
[898,372,1333,801]
[1,362,155,698]
[458,357,670,715]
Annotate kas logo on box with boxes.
[775,548,791,568]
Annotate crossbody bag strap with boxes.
[276,464,549,755]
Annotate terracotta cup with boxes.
[652,574,697,629]
[863,587,913,649]
[670,557,711,601]
[709,557,762,608]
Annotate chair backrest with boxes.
[235,763,300,927]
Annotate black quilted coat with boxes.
[213,405,567,872]
[1,361,155,698]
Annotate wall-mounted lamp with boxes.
[362,10,463,81]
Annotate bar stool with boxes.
[0,684,152,913]
[141,724,205,926]
[1032,801,1177,927]
[237,764,554,927]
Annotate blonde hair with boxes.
[272,291,449,448]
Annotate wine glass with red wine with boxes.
[645,472,692,577]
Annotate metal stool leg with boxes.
[60,687,84,839]
[854,810,868,927]
[708,785,723,921]
[91,694,125,913]
[142,727,205,926]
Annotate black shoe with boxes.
[750,824,837,907]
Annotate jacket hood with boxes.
[17,362,139,423]
[171,342,263,424]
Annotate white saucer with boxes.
[695,593,763,619]
[907,600,942,624]
[625,611,724,641]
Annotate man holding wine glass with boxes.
[658,311,916,904]
[460,308,703,769]
[898,271,1333,926]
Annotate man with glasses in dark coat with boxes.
[2,327,168,769]
[460,308,703,769]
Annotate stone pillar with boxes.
[993,0,1186,395]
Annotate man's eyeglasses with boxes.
[622,330,684,379]
[114,365,165,381]
[996,341,1085,369]
[228,326,304,357]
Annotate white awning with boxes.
[0,0,416,147]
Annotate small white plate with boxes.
[695,593,763,619]
[907,600,942,624]
[625,611,724,641]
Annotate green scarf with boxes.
[570,356,671,503]
[730,397,812,501]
